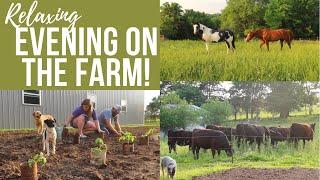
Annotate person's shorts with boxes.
[71,114,89,128]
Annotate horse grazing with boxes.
[245,29,293,51]
[193,23,235,54]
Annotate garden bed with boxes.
[0,126,159,179]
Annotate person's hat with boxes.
[113,105,121,112]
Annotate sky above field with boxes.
[144,90,160,110]
[160,0,227,14]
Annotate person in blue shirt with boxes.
[66,99,104,138]
[98,105,124,136]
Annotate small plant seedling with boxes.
[27,152,47,168]
[142,128,155,137]
[92,138,108,153]
[119,132,136,144]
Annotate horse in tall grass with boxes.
[193,23,236,54]
[245,29,294,51]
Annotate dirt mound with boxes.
[0,126,159,179]
[193,168,320,180]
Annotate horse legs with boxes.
[280,40,284,50]
[287,41,292,49]
[225,41,230,54]
[205,43,209,53]
[260,41,265,50]
[266,41,270,51]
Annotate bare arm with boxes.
[104,119,121,136]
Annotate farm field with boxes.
[160,40,319,81]
[0,126,160,179]
[160,115,320,180]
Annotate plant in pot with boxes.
[20,152,46,180]
[119,132,136,155]
[139,128,155,146]
[90,138,108,166]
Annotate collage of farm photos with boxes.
[0,0,319,180]
[158,0,319,180]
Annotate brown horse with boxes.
[245,29,294,51]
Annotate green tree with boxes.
[264,0,319,39]
[173,83,206,107]
[145,96,160,120]
[266,82,305,118]
[221,0,268,38]
[201,100,232,125]
[160,92,200,132]
[160,2,184,39]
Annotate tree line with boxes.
[160,0,319,39]
[158,81,319,131]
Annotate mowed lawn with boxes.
[160,115,320,180]
[160,40,319,81]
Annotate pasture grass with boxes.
[160,115,320,180]
[160,40,319,81]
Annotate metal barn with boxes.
[0,90,145,129]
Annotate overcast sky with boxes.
[144,90,160,110]
[160,0,227,14]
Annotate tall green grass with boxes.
[160,116,320,180]
[160,40,319,81]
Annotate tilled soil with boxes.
[0,126,160,179]
[193,167,320,180]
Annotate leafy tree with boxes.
[266,82,305,118]
[145,96,160,120]
[264,0,319,39]
[201,100,232,125]
[221,0,268,38]
[160,2,184,39]
[160,92,200,132]
[302,82,319,115]
[173,83,206,107]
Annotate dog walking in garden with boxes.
[193,22,236,54]
[161,156,177,179]
[33,111,57,156]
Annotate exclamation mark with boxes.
[145,58,150,86]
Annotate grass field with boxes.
[160,40,319,81]
[160,115,320,180]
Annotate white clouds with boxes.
[160,0,227,14]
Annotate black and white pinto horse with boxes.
[193,23,236,54]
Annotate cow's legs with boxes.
[303,140,305,148]
[280,39,284,50]
[217,150,221,155]
[196,147,200,159]
[211,149,216,159]
[173,144,177,154]
[237,137,241,148]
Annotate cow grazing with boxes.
[206,125,234,142]
[236,123,269,150]
[269,126,290,146]
[167,129,193,153]
[192,129,233,162]
[193,23,236,54]
[290,123,316,148]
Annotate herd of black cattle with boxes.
[167,123,316,161]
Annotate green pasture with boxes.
[160,40,319,81]
[160,115,320,180]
